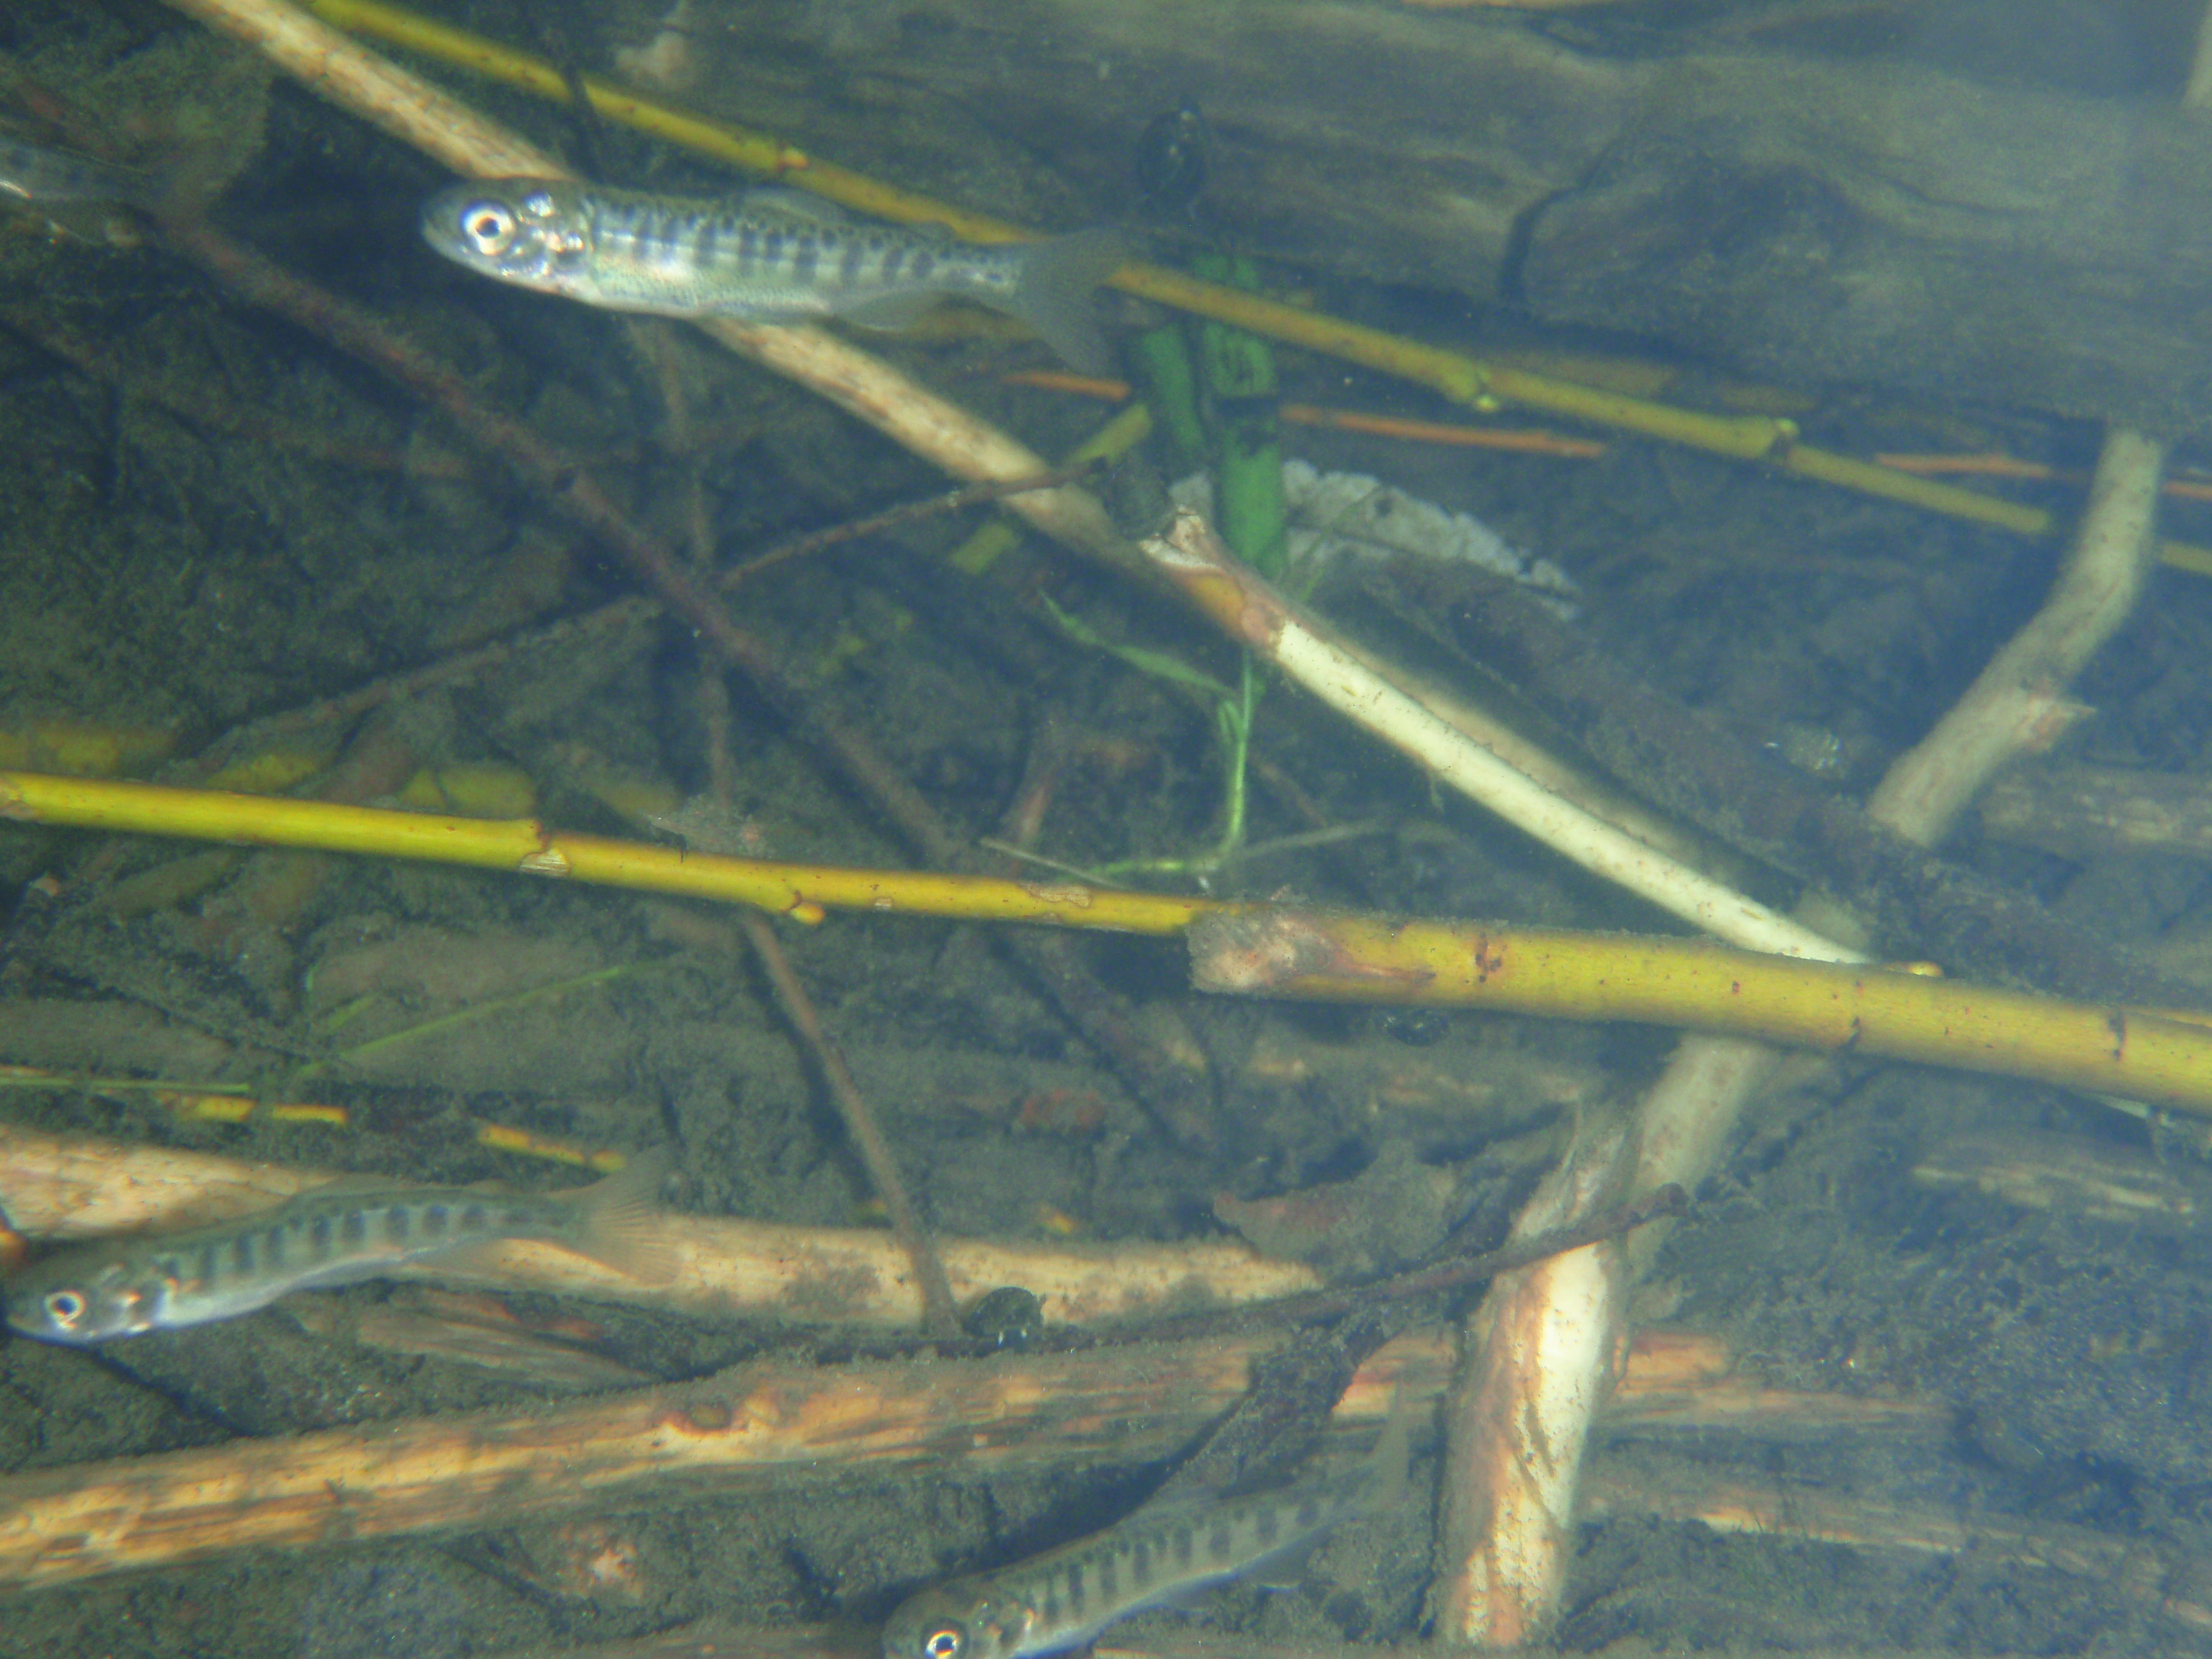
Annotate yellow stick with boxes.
[0,770,1210,935]
[9,769,2212,1112]
[1188,907,2212,1117]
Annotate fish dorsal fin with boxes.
[738,186,853,225]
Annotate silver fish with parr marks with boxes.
[3,1146,672,1344]
[881,1411,1410,1659]
[421,179,1124,373]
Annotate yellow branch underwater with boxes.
[7,768,2212,1113]
[0,768,1210,935]
[1188,907,2212,1119]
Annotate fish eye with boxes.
[920,1625,966,1659]
[42,1290,86,1328]
[459,201,516,253]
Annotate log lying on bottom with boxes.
[0,1327,1437,1593]
[1979,763,2212,864]
[668,2,2212,439]
[0,1323,1936,1595]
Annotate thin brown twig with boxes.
[171,464,1090,781]
[819,1184,1686,1365]
[180,588,649,781]
[721,461,1100,588]
[1146,1184,1686,1343]
[739,911,962,1340]
[0,303,474,477]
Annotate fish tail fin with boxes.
[1005,228,1125,374]
[569,1143,678,1284]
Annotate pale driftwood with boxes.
[650,1,2212,436]
[1865,429,2162,845]
[1141,511,1856,963]
[0,1321,1938,1595]
[1581,1465,2212,1640]
[1429,425,2167,1640]
[1980,763,2212,863]
[0,1329,1404,1591]
[0,1124,1322,1329]
[1910,1129,2203,1234]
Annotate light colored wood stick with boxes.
[0,1328,1440,1593]
[0,1319,1938,1596]
[1866,427,2164,846]
[1980,763,2212,863]
[1140,509,1855,964]
[0,1123,1321,1329]
[1434,423,2171,1645]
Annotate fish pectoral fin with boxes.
[401,1237,521,1282]
[1147,1581,1226,1615]
[835,292,942,331]
[1243,1534,1329,1591]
